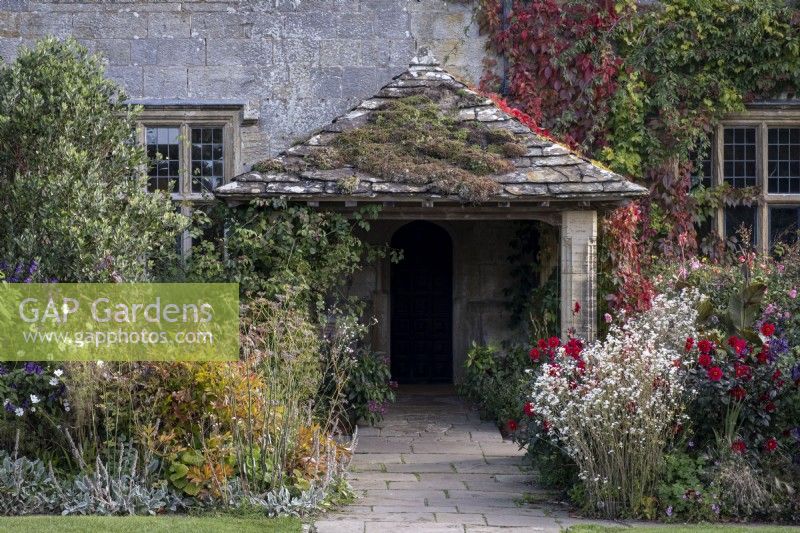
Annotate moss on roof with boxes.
[253,95,528,202]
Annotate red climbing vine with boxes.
[478,0,800,311]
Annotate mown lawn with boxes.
[568,525,800,533]
[0,515,301,533]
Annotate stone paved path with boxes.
[311,386,620,533]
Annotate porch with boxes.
[215,50,646,385]
[345,209,598,384]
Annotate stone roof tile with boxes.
[216,53,647,204]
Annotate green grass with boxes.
[0,515,301,533]
[567,525,800,533]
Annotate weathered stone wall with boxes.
[0,0,485,168]
[350,219,522,384]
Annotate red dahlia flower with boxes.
[731,439,747,454]
[765,401,776,413]
[698,353,713,368]
[548,336,560,348]
[698,339,713,354]
[685,337,695,352]
[523,402,535,417]
[757,345,769,364]
[728,336,747,355]
[730,386,746,401]
[529,348,541,362]
[564,338,583,358]
[537,338,548,350]
[735,363,752,380]
[707,366,723,381]
[764,437,778,453]
[761,322,776,337]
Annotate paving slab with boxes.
[311,385,610,533]
[364,523,462,533]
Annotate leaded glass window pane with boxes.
[723,127,757,188]
[770,206,800,245]
[768,128,800,194]
[725,205,758,246]
[146,127,180,193]
[191,127,224,193]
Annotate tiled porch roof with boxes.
[216,52,647,205]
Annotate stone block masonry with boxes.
[0,0,486,172]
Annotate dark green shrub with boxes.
[458,342,528,426]
[0,38,185,282]
[344,351,395,428]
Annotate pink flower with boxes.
[603,312,612,323]
[789,288,797,299]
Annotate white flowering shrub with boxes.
[528,291,701,517]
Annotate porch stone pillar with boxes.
[559,210,597,341]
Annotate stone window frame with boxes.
[707,105,800,253]
[135,105,244,255]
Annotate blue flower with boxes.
[23,362,43,375]
[0,364,7,376]
[769,337,789,359]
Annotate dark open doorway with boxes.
[390,221,453,384]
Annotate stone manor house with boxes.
[3,1,794,384]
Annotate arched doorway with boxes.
[390,221,453,384]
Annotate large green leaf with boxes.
[727,282,766,332]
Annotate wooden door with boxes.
[390,221,453,383]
